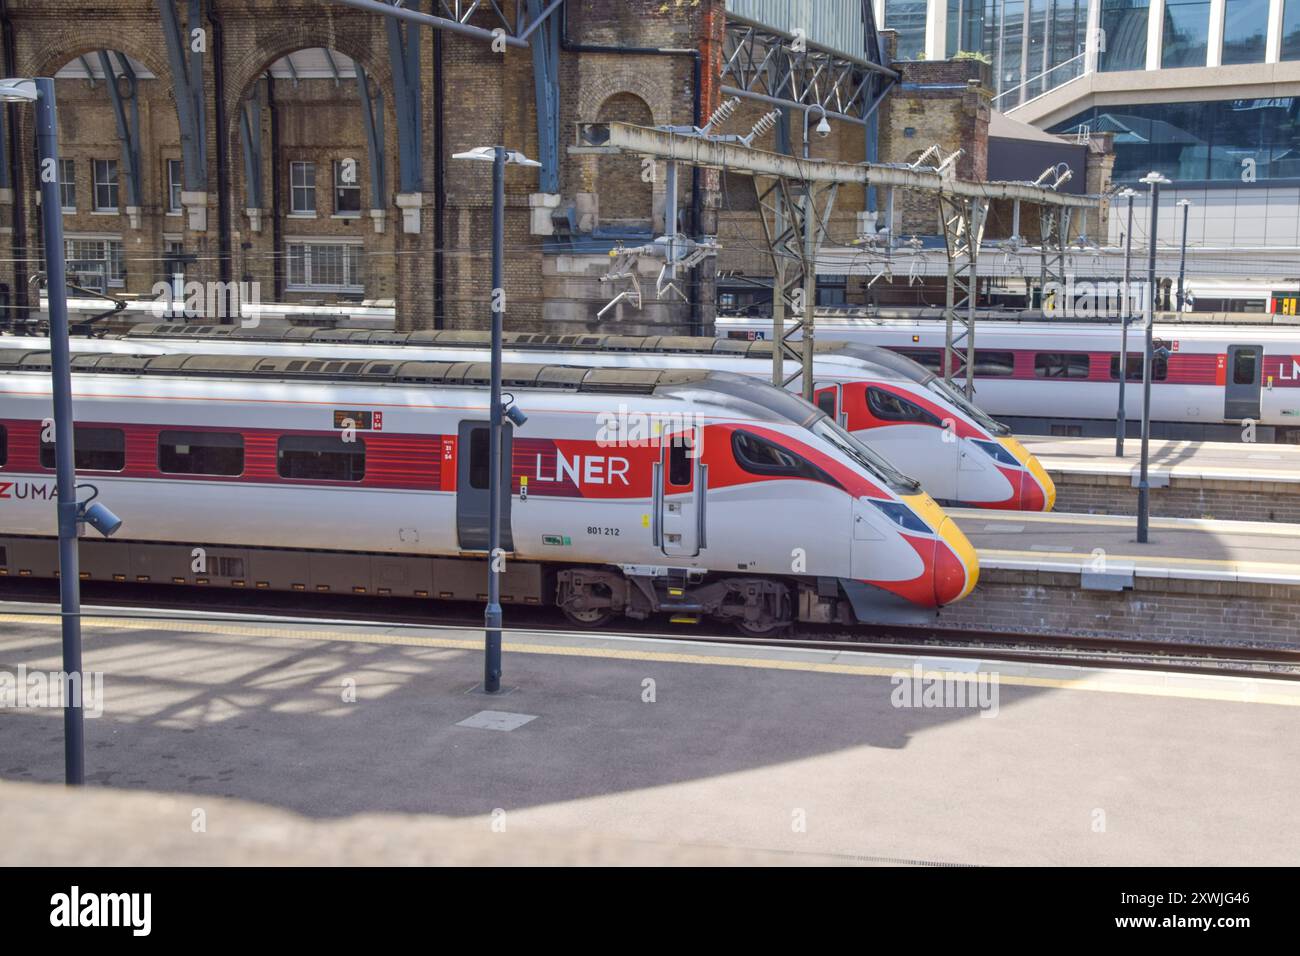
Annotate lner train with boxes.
[715,315,1300,443]
[0,349,977,633]
[28,325,1054,511]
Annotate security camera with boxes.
[816,116,831,138]
[80,501,122,538]
[505,404,528,428]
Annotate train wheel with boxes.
[561,605,618,629]
[734,618,791,639]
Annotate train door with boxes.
[455,421,514,552]
[656,437,704,557]
[813,382,846,427]
[1225,345,1263,421]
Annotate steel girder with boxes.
[1039,206,1074,318]
[97,51,142,209]
[754,174,838,400]
[157,0,208,191]
[940,195,988,399]
[721,13,896,127]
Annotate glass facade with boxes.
[1099,0,1150,71]
[1162,0,1211,67]
[1050,98,1300,182]
[1221,0,1268,64]
[1285,0,1300,60]
[884,0,928,59]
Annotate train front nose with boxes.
[933,515,979,605]
[1000,436,1056,511]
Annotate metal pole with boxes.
[484,145,505,693]
[1117,192,1133,456]
[1176,199,1189,312]
[36,78,84,784]
[800,107,819,401]
[1138,177,1161,544]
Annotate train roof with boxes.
[119,323,898,367]
[0,347,716,396]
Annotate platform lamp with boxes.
[0,77,124,784]
[1137,171,1171,544]
[451,146,540,694]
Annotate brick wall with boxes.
[1049,471,1300,523]
[931,568,1300,646]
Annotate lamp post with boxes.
[1116,188,1137,457]
[1,77,83,783]
[1137,172,1171,543]
[452,146,539,694]
[1175,198,1191,313]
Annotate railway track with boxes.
[2,579,1297,681]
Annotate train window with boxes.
[897,348,943,372]
[815,390,837,417]
[731,430,842,488]
[0,424,6,467]
[667,441,692,487]
[1034,353,1090,379]
[866,386,942,426]
[1233,350,1257,385]
[158,430,245,476]
[468,428,490,490]
[974,351,1015,376]
[277,434,366,482]
[1109,355,1168,382]
[39,427,125,471]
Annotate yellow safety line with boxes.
[3,612,1297,707]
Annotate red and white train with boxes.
[0,347,978,633]
[24,325,1055,511]
[716,316,1300,443]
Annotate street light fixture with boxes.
[1137,171,1171,544]
[452,145,539,694]
[0,76,115,784]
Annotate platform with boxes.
[1019,436,1300,522]
[945,508,1300,644]
[2,602,1299,865]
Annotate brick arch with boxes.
[223,33,394,121]
[596,91,655,225]
[577,72,672,128]
[25,38,172,85]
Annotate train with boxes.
[10,325,1055,511]
[716,315,1300,443]
[0,346,978,634]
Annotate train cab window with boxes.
[277,434,366,482]
[40,427,125,471]
[1034,353,1090,379]
[667,441,692,487]
[731,430,842,488]
[1109,354,1168,382]
[815,390,837,417]
[0,424,6,467]
[974,351,1015,377]
[158,430,244,476]
[1233,349,1258,385]
[866,387,942,426]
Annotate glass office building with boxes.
[881,0,1300,106]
